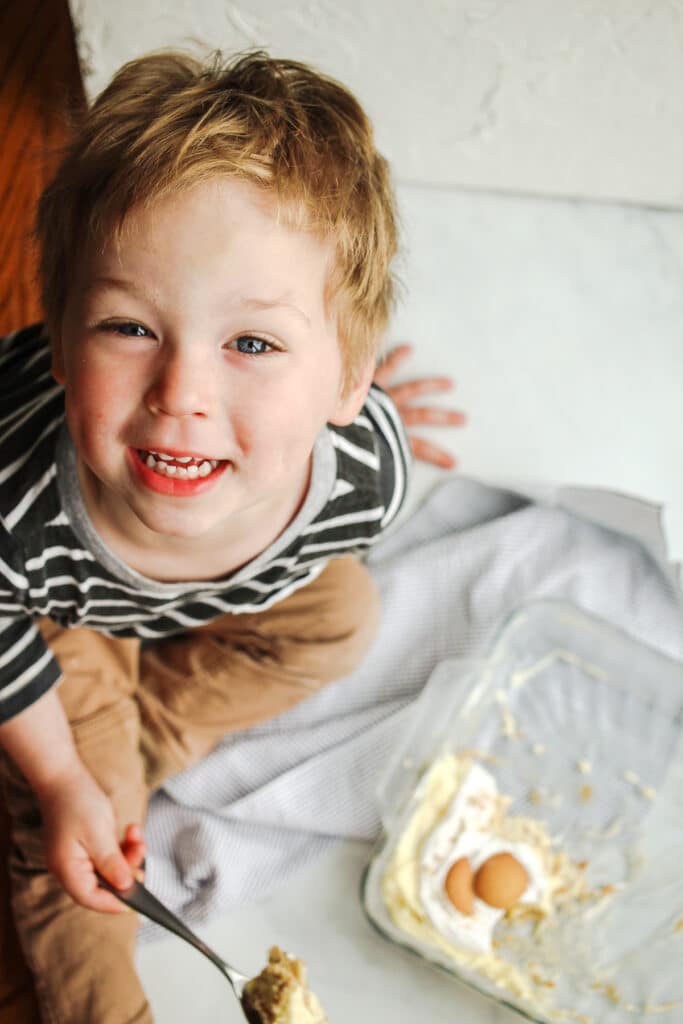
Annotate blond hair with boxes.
[35,49,399,384]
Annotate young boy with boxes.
[0,50,462,1022]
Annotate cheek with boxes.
[64,398,111,460]
[64,366,135,449]
[234,401,321,470]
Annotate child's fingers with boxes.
[59,856,131,914]
[88,868,135,914]
[87,886,132,914]
[400,406,467,427]
[121,822,144,847]
[379,342,413,366]
[121,838,145,860]
[373,343,413,384]
[96,847,133,888]
[409,436,457,469]
[121,842,146,871]
[121,823,146,871]
[385,377,455,403]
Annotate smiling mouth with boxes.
[137,449,224,480]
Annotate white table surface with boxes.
[137,839,520,1024]
[135,182,682,1021]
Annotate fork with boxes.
[97,872,264,1023]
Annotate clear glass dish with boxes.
[362,599,683,1023]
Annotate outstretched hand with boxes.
[373,343,466,468]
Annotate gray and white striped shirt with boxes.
[0,324,410,721]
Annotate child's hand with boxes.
[36,763,146,914]
[373,343,466,468]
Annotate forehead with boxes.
[71,177,344,335]
[82,178,337,294]
[103,178,331,257]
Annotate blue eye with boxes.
[233,336,271,355]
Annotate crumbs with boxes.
[601,816,625,839]
[528,787,563,809]
[529,971,556,991]
[525,754,657,813]
[457,748,499,765]
[495,690,522,739]
[575,761,593,803]
[623,770,657,801]
[589,981,680,1016]
[591,981,620,1004]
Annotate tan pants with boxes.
[0,556,379,1024]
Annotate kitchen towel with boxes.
[140,475,683,939]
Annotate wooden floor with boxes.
[0,3,84,1017]
[0,0,85,334]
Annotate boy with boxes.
[0,50,462,1022]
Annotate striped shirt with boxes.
[0,324,410,722]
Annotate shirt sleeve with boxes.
[364,384,412,531]
[0,524,62,723]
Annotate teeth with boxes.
[149,451,195,463]
[141,450,221,480]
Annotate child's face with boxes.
[55,177,372,544]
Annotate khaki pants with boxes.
[0,556,379,1024]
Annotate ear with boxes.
[328,357,376,426]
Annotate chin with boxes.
[150,519,215,540]
[134,506,219,540]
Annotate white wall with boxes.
[393,184,683,567]
[70,0,683,208]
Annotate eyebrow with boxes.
[83,277,311,328]
[240,296,311,328]
[81,276,153,302]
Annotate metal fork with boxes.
[97,873,263,1023]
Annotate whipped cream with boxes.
[418,761,546,954]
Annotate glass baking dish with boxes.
[362,599,683,1023]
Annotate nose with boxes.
[145,345,212,419]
